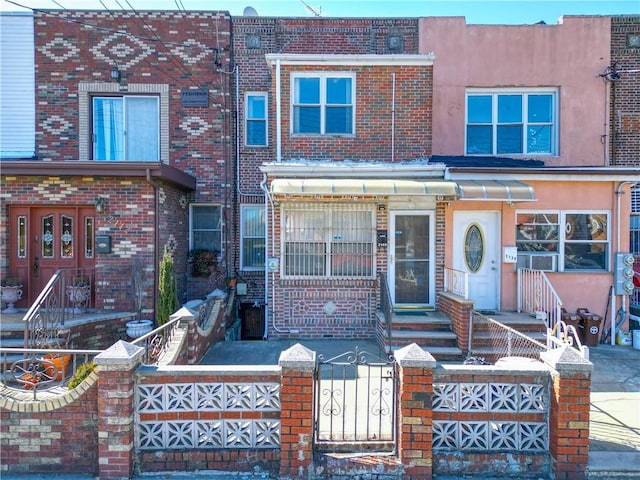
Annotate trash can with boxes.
[577,308,601,347]
[630,313,640,351]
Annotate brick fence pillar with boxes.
[395,343,437,479]
[278,343,316,479]
[93,340,145,480]
[541,345,593,480]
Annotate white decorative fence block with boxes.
[137,382,281,450]
[433,381,548,452]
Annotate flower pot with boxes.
[43,353,72,381]
[1,285,23,313]
[126,319,154,338]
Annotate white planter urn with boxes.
[126,319,154,338]
[1,285,23,313]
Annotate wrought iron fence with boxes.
[0,347,101,400]
[314,346,396,453]
[130,316,182,365]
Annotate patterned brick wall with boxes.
[610,16,640,166]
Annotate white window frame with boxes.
[466,87,558,156]
[189,204,223,254]
[281,203,375,279]
[516,210,610,272]
[240,204,266,270]
[290,72,356,136]
[245,92,268,147]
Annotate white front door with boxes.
[453,211,500,311]
[389,211,435,307]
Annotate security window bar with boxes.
[466,89,556,155]
[283,204,375,278]
[190,205,222,253]
[246,93,267,146]
[241,205,266,269]
[92,96,159,161]
[516,211,609,271]
[292,74,354,135]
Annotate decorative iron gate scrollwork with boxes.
[314,346,396,453]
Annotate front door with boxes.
[453,211,500,311]
[7,206,96,304]
[389,211,435,308]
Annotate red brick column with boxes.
[278,343,316,479]
[541,345,593,480]
[93,340,145,480]
[395,343,437,479]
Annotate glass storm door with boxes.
[389,212,435,307]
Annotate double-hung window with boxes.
[190,205,222,253]
[241,205,266,269]
[466,89,557,155]
[245,93,267,146]
[283,204,374,278]
[516,211,609,271]
[292,73,354,135]
[92,95,159,161]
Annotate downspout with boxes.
[391,72,395,163]
[275,58,282,162]
[613,180,639,344]
[146,168,159,322]
[260,173,290,334]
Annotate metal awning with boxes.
[270,178,458,196]
[455,179,536,202]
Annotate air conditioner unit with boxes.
[517,254,557,272]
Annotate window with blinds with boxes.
[283,204,375,278]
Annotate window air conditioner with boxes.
[517,254,557,272]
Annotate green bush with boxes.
[157,249,179,327]
[68,361,95,389]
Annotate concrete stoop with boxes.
[311,452,404,479]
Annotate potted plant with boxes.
[188,249,219,276]
[66,275,90,314]
[1,276,23,313]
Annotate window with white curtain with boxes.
[92,96,159,161]
[241,205,265,269]
[282,204,375,278]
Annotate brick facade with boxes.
[610,16,640,166]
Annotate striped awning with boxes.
[270,178,458,196]
[455,179,536,202]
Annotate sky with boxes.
[1,0,638,25]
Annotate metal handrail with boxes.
[444,266,468,299]
[379,272,393,346]
[131,316,182,365]
[517,268,563,332]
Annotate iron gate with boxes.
[314,346,397,453]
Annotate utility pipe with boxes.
[275,59,282,162]
[391,72,396,163]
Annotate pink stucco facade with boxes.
[420,16,612,167]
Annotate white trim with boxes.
[266,53,435,66]
[260,161,447,178]
[240,204,266,271]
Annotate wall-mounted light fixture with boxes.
[95,197,107,214]
[110,65,121,83]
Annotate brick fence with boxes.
[1,326,592,479]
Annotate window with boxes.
[282,204,374,278]
[241,205,265,269]
[466,89,556,155]
[516,211,609,271]
[92,96,159,161]
[190,205,222,253]
[292,73,354,135]
[245,93,267,146]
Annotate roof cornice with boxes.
[265,53,435,66]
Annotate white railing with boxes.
[517,267,563,337]
[547,321,589,359]
[444,267,468,299]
